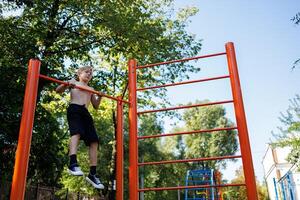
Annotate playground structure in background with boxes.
[263,145,300,200]
[184,169,223,200]
[10,42,258,200]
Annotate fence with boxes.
[1,181,105,200]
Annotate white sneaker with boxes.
[86,174,104,189]
[68,166,84,176]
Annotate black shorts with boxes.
[67,104,99,146]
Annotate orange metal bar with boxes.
[10,59,41,200]
[139,183,246,192]
[137,52,226,69]
[225,42,258,199]
[138,155,241,166]
[137,126,237,139]
[39,74,129,104]
[128,59,139,200]
[138,100,233,115]
[137,75,230,91]
[116,96,124,200]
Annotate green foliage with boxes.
[139,101,238,199]
[27,104,67,186]
[0,0,202,198]
[272,95,300,169]
[168,100,238,170]
[138,114,186,200]
[223,167,269,200]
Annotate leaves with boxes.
[291,12,300,25]
[222,167,269,200]
[272,95,300,169]
[180,100,238,169]
[0,0,202,198]
[141,101,239,199]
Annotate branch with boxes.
[44,38,104,55]
[291,12,300,25]
[56,27,82,36]
[292,58,300,70]
[121,81,128,99]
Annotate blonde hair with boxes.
[76,66,93,80]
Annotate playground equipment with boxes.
[10,42,258,200]
[127,42,257,200]
[278,171,297,200]
[10,63,128,200]
[184,169,222,200]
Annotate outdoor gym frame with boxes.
[127,42,258,200]
[10,61,127,200]
[10,42,258,200]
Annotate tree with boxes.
[272,95,300,169]
[147,100,239,199]
[0,0,202,198]
[165,100,239,170]
[223,167,269,200]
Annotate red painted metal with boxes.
[138,155,241,166]
[225,42,258,199]
[11,60,128,200]
[139,183,246,192]
[116,96,124,200]
[138,100,233,115]
[39,74,68,85]
[128,59,139,200]
[137,75,230,91]
[10,59,41,200]
[137,52,226,69]
[39,74,129,104]
[138,126,237,139]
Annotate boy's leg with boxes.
[89,141,98,167]
[69,134,80,155]
[68,134,83,176]
[86,142,104,189]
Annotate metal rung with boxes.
[137,75,230,91]
[138,126,237,139]
[137,52,227,69]
[138,100,233,115]
[138,183,246,192]
[138,155,241,166]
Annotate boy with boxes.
[56,66,104,189]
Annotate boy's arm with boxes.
[91,93,102,109]
[55,79,76,93]
[55,84,68,93]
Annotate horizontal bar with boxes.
[138,155,241,166]
[138,100,233,115]
[137,52,227,69]
[138,126,237,139]
[39,74,129,104]
[137,75,230,91]
[139,183,246,192]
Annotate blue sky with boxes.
[167,0,300,181]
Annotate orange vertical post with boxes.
[225,42,258,199]
[128,59,139,200]
[116,97,124,200]
[10,59,41,200]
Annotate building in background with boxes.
[262,145,300,200]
